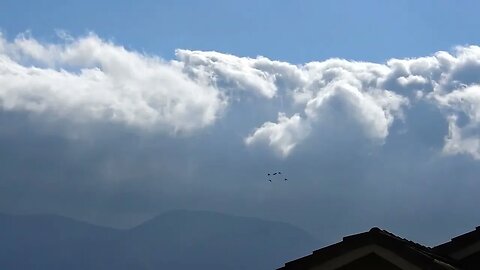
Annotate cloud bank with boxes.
[1,32,480,159]
[0,33,225,134]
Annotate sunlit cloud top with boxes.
[2,32,480,159]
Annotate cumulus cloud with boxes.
[176,53,409,155]
[433,85,480,158]
[176,50,284,98]
[3,32,480,159]
[443,115,480,159]
[211,46,480,158]
[301,60,408,141]
[0,33,226,134]
[245,113,310,157]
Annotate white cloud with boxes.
[433,85,480,158]
[245,113,310,157]
[238,45,480,158]
[175,50,281,98]
[300,60,408,141]
[0,33,226,134]
[176,53,409,155]
[434,85,480,123]
[443,115,480,159]
[3,32,480,159]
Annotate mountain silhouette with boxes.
[0,213,121,270]
[0,210,319,270]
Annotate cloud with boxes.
[301,60,408,141]
[443,115,480,159]
[175,50,288,98]
[231,46,480,159]
[4,32,480,246]
[434,85,480,158]
[0,33,226,134]
[245,113,310,157]
[175,53,409,155]
[3,32,480,159]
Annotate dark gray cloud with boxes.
[1,33,480,246]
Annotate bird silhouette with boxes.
[266,172,287,182]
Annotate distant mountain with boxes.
[0,213,121,270]
[0,210,320,269]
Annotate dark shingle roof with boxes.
[434,226,480,256]
[278,227,460,270]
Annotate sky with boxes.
[1,0,480,246]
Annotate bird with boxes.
[278,172,281,175]
[268,179,272,182]
[267,173,270,176]
[284,178,288,181]
[273,172,277,175]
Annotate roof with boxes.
[278,227,460,270]
[433,226,480,256]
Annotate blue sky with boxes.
[2,0,480,247]
[3,0,480,63]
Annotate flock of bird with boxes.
[267,171,288,182]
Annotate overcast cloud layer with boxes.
[2,32,480,246]
[2,33,480,159]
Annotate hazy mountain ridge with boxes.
[0,210,320,269]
